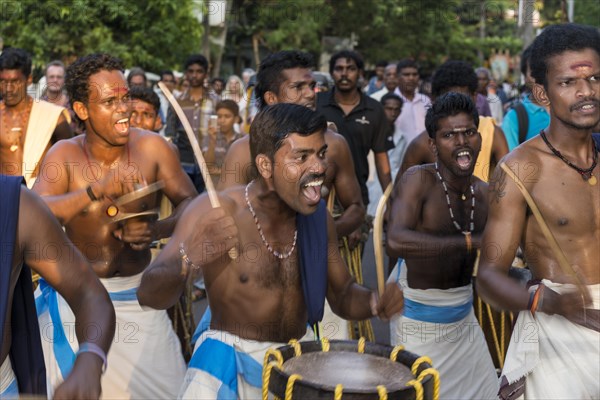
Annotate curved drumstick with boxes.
[158,82,238,259]
[373,183,394,296]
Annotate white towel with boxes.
[36,272,186,399]
[501,281,600,399]
[0,357,18,399]
[180,329,311,400]
[390,262,498,400]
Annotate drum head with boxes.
[282,351,413,392]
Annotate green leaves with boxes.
[0,0,202,72]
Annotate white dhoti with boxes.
[180,329,311,400]
[389,262,498,400]
[320,300,350,340]
[0,357,19,399]
[35,273,186,399]
[500,281,600,400]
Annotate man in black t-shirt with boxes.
[317,50,394,207]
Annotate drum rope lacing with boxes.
[261,338,440,400]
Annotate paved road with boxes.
[192,232,392,345]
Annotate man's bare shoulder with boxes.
[218,185,245,209]
[129,128,177,153]
[413,130,430,147]
[45,135,84,158]
[394,164,436,200]
[398,163,436,185]
[324,129,350,156]
[498,135,546,184]
[186,185,244,219]
[502,135,546,164]
[324,128,345,143]
[231,134,250,147]
[402,130,433,167]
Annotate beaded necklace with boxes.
[434,162,475,249]
[245,180,297,259]
[1,98,33,152]
[540,130,598,186]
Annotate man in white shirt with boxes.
[393,59,431,145]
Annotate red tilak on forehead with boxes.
[109,86,128,95]
[570,61,593,70]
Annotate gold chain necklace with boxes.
[245,180,297,259]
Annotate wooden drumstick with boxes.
[373,183,394,296]
[158,82,238,260]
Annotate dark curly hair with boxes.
[0,47,32,77]
[329,50,364,75]
[425,92,479,139]
[255,50,314,110]
[129,86,160,113]
[65,54,124,130]
[65,53,124,107]
[431,60,478,98]
[530,23,600,88]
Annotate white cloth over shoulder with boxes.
[500,281,600,400]
[0,357,19,399]
[23,100,67,188]
[35,272,185,399]
[389,262,498,400]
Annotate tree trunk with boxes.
[203,0,211,62]
[212,23,228,78]
[518,0,536,50]
[478,0,486,64]
[252,33,261,68]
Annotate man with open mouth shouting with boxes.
[386,92,498,399]
[139,103,403,400]
[31,53,197,399]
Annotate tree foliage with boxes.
[0,0,203,72]
[226,0,331,54]
[1,0,595,77]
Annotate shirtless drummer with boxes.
[32,53,197,398]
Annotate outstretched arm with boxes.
[19,188,115,399]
